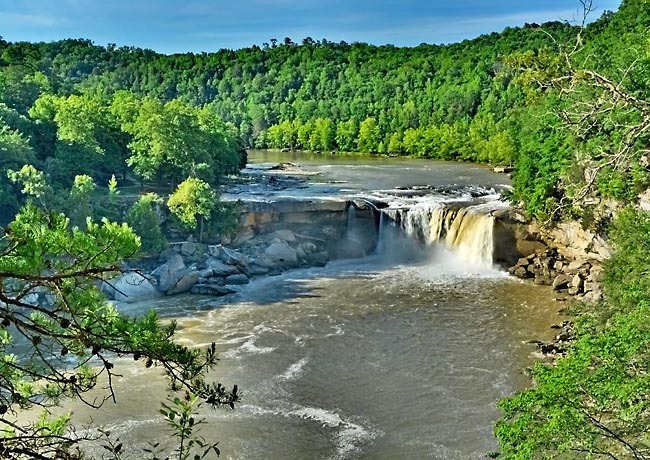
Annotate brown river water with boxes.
[58,153,563,459]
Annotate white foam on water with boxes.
[323,324,345,338]
[277,357,309,381]
[331,421,380,460]
[286,405,380,460]
[214,331,259,346]
[223,336,276,359]
[252,323,281,334]
[294,334,310,346]
[229,402,379,459]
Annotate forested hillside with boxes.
[3,2,643,227]
[2,0,650,458]
[0,14,583,225]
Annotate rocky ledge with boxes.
[529,320,576,357]
[103,228,338,303]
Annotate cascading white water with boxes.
[377,199,503,268]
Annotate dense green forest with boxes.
[0,12,582,225]
[0,3,642,226]
[2,0,650,458]
[0,2,640,225]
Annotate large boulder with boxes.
[190,284,237,296]
[224,273,250,285]
[512,266,531,279]
[299,241,318,254]
[198,267,214,279]
[166,269,200,295]
[273,229,297,243]
[151,254,186,292]
[180,241,198,258]
[248,263,270,276]
[233,228,255,246]
[108,272,161,303]
[264,242,298,267]
[249,254,275,269]
[568,274,585,296]
[216,246,249,267]
[552,274,573,291]
[306,251,329,267]
[205,257,240,276]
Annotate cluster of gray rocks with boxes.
[103,229,330,303]
[509,247,604,304]
[529,320,576,356]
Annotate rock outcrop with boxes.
[115,206,366,302]
[508,239,605,303]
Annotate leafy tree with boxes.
[0,69,50,114]
[0,204,238,459]
[115,95,240,188]
[510,105,573,220]
[311,117,335,151]
[297,120,313,149]
[335,120,358,152]
[167,178,217,240]
[0,125,35,216]
[100,174,121,222]
[7,164,52,210]
[67,174,97,229]
[126,193,168,254]
[30,93,129,186]
[357,117,380,153]
[386,132,403,154]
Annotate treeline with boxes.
[0,20,580,167]
[263,114,516,163]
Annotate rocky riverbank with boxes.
[505,219,612,359]
[507,219,609,304]
[103,227,340,303]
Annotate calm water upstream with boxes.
[68,154,562,459]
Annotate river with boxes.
[70,153,562,459]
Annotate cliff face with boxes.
[233,198,378,258]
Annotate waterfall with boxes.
[377,200,500,268]
[345,205,367,257]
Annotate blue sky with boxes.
[0,0,623,54]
